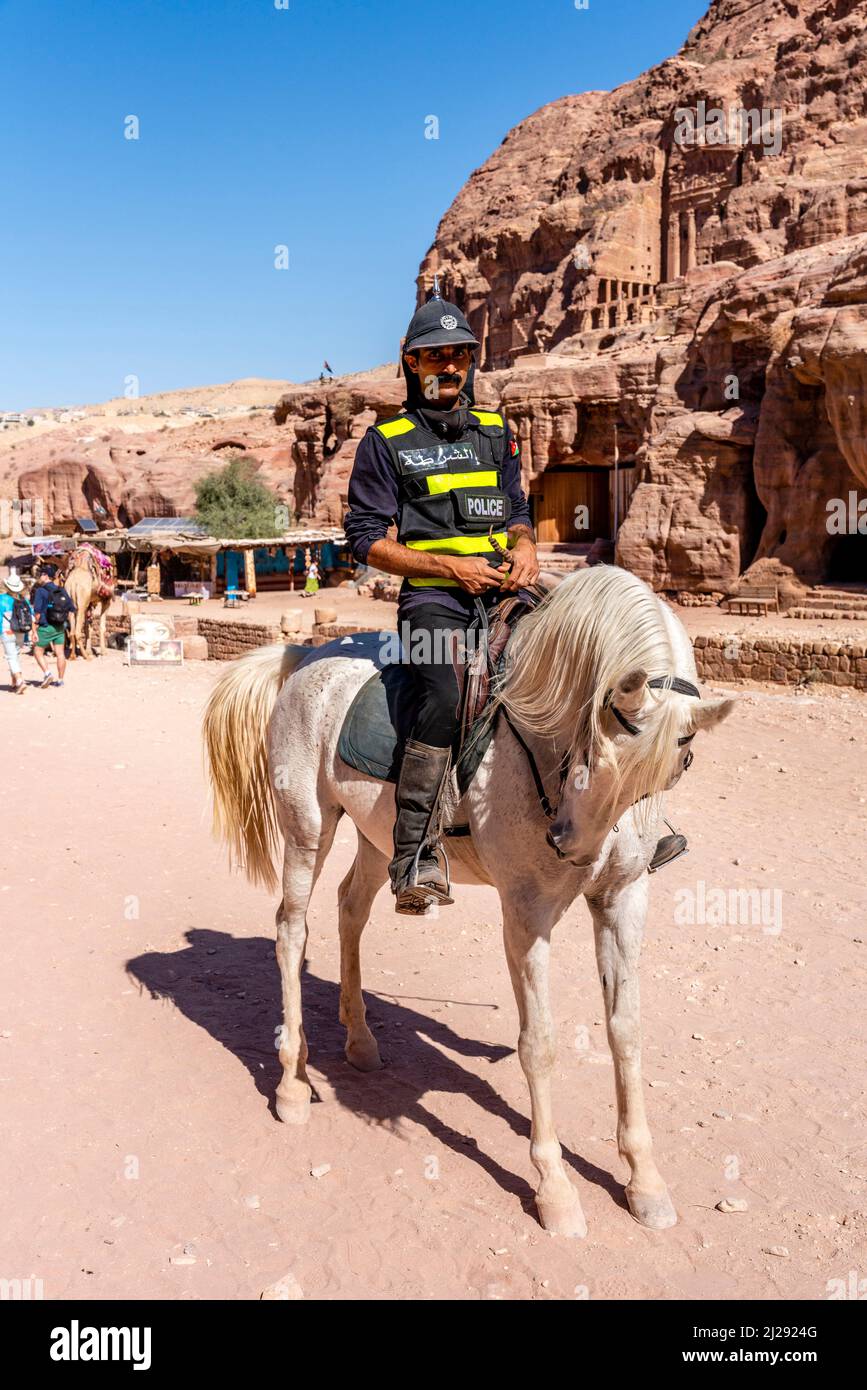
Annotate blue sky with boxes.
[0,0,708,409]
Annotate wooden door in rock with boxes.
[534,466,610,544]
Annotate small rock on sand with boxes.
[260,1271,304,1300]
[716,1198,749,1213]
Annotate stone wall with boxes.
[196,618,282,659]
[105,611,282,660]
[310,620,375,646]
[103,610,867,688]
[105,613,198,639]
[694,636,867,690]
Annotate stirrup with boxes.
[648,820,688,873]
[394,844,454,914]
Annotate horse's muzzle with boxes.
[546,827,595,868]
[546,827,567,859]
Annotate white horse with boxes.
[204,566,734,1237]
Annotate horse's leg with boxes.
[587,876,677,1230]
[338,831,389,1071]
[503,905,587,1238]
[274,808,339,1125]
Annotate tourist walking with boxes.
[303,552,320,597]
[0,570,30,693]
[30,563,76,688]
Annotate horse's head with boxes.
[546,666,735,868]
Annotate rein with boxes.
[498,708,569,820]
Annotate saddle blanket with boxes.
[296,632,496,793]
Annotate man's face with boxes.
[405,345,472,406]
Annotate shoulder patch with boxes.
[509,436,519,457]
[470,409,503,428]
[377,417,416,439]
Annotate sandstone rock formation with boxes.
[413,0,867,591]
[4,0,867,595]
[0,372,396,538]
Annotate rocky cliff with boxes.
[413,0,867,590]
[5,0,866,592]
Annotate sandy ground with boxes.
[1,640,865,1302]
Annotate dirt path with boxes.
[1,650,865,1300]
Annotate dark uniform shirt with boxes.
[344,415,533,620]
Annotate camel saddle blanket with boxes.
[68,543,115,600]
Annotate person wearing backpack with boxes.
[0,570,29,693]
[31,562,76,688]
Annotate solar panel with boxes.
[127,516,207,536]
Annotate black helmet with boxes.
[403,277,479,353]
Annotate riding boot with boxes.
[390,739,454,914]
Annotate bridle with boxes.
[606,675,700,768]
[500,674,701,828]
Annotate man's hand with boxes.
[442,555,508,594]
[499,534,539,592]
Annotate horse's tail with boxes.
[203,642,307,893]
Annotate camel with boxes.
[62,547,115,660]
[203,566,735,1237]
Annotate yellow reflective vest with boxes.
[375,409,510,587]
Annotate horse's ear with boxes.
[692,695,736,731]
[614,667,648,714]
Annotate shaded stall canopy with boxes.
[89,519,347,555]
[9,523,349,592]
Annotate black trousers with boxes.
[403,602,475,749]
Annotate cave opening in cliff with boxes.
[827,533,867,585]
[740,464,768,572]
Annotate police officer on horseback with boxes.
[344,281,539,913]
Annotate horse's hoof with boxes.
[536,1194,588,1238]
[626,1186,677,1230]
[345,1037,383,1072]
[275,1089,312,1125]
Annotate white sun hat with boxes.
[3,569,24,594]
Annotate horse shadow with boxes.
[126,927,627,1218]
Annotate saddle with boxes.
[64,544,116,601]
[336,586,545,795]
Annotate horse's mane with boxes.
[493,566,696,817]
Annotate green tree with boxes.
[193,454,286,539]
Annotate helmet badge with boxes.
[440,314,457,331]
